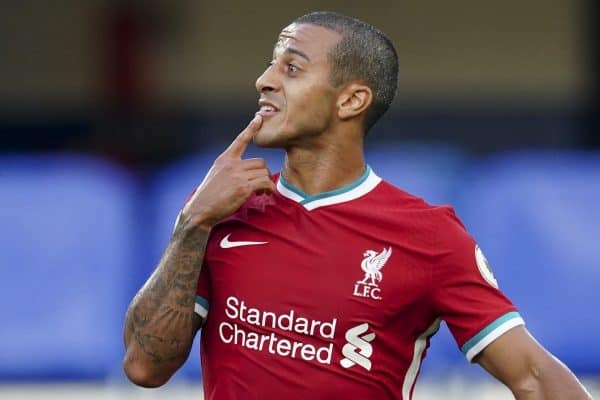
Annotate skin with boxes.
[254,23,373,194]
[123,22,592,398]
[476,326,592,399]
[122,116,275,387]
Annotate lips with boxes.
[258,99,280,117]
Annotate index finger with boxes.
[222,114,263,158]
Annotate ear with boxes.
[337,83,373,121]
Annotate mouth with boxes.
[257,99,280,118]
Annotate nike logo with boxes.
[220,233,268,249]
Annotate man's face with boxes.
[254,23,342,148]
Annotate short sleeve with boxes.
[195,262,211,321]
[431,207,524,362]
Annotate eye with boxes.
[287,63,299,74]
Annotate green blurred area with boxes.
[0,0,596,165]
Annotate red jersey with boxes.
[193,166,523,400]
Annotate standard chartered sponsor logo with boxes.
[340,323,376,371]
[219,296,336,364]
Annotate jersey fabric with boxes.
[193,166,524,400]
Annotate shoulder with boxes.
[372,179,432,209]
[361,179,470,252]
[374,179,463,225]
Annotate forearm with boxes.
[477,327,592,400]
[121,113,272,387]
[123,220,208,387]
[510,355,592,400]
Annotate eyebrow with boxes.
[285,47,311,62]
[273,44,312,63]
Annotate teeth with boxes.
[261,105,275,112]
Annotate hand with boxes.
[179,114,275,231]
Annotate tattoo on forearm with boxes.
[124,224,207,368]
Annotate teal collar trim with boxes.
[276,165,381,210]
[279,165,371,205]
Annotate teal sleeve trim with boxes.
[461,311,521,355]
[195,295,210,310]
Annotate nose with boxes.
[255,64,279,93]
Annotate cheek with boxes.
[287,85,335,130]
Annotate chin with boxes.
[254,129,288,148]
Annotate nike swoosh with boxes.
[220,233,268,249]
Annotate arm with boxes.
[123,114,275,387]
[122,223,207,387]
[476,326,592,399]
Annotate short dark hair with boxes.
[293,11,399,133]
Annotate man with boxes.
[123,11,592,399]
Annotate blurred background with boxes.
[0,0,598,399]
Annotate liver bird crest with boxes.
[359,247,392,286]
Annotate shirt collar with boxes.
[276,165,381,210]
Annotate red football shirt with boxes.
[193,166,523,400]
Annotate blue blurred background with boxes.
[0,0,598,398]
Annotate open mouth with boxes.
[258,100,280,117]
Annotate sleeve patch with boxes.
[194,295,209,319]
[475,245,498,289]
[461,311,525,362]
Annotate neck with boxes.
[281,132,365,196]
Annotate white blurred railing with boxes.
[1,379,598,400]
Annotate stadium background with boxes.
[1,1,598,398]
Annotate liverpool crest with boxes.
[353,247,392,300]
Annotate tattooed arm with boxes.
[122,221,207,387]
[123,114,275,387]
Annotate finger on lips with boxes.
[223,114,263,158]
